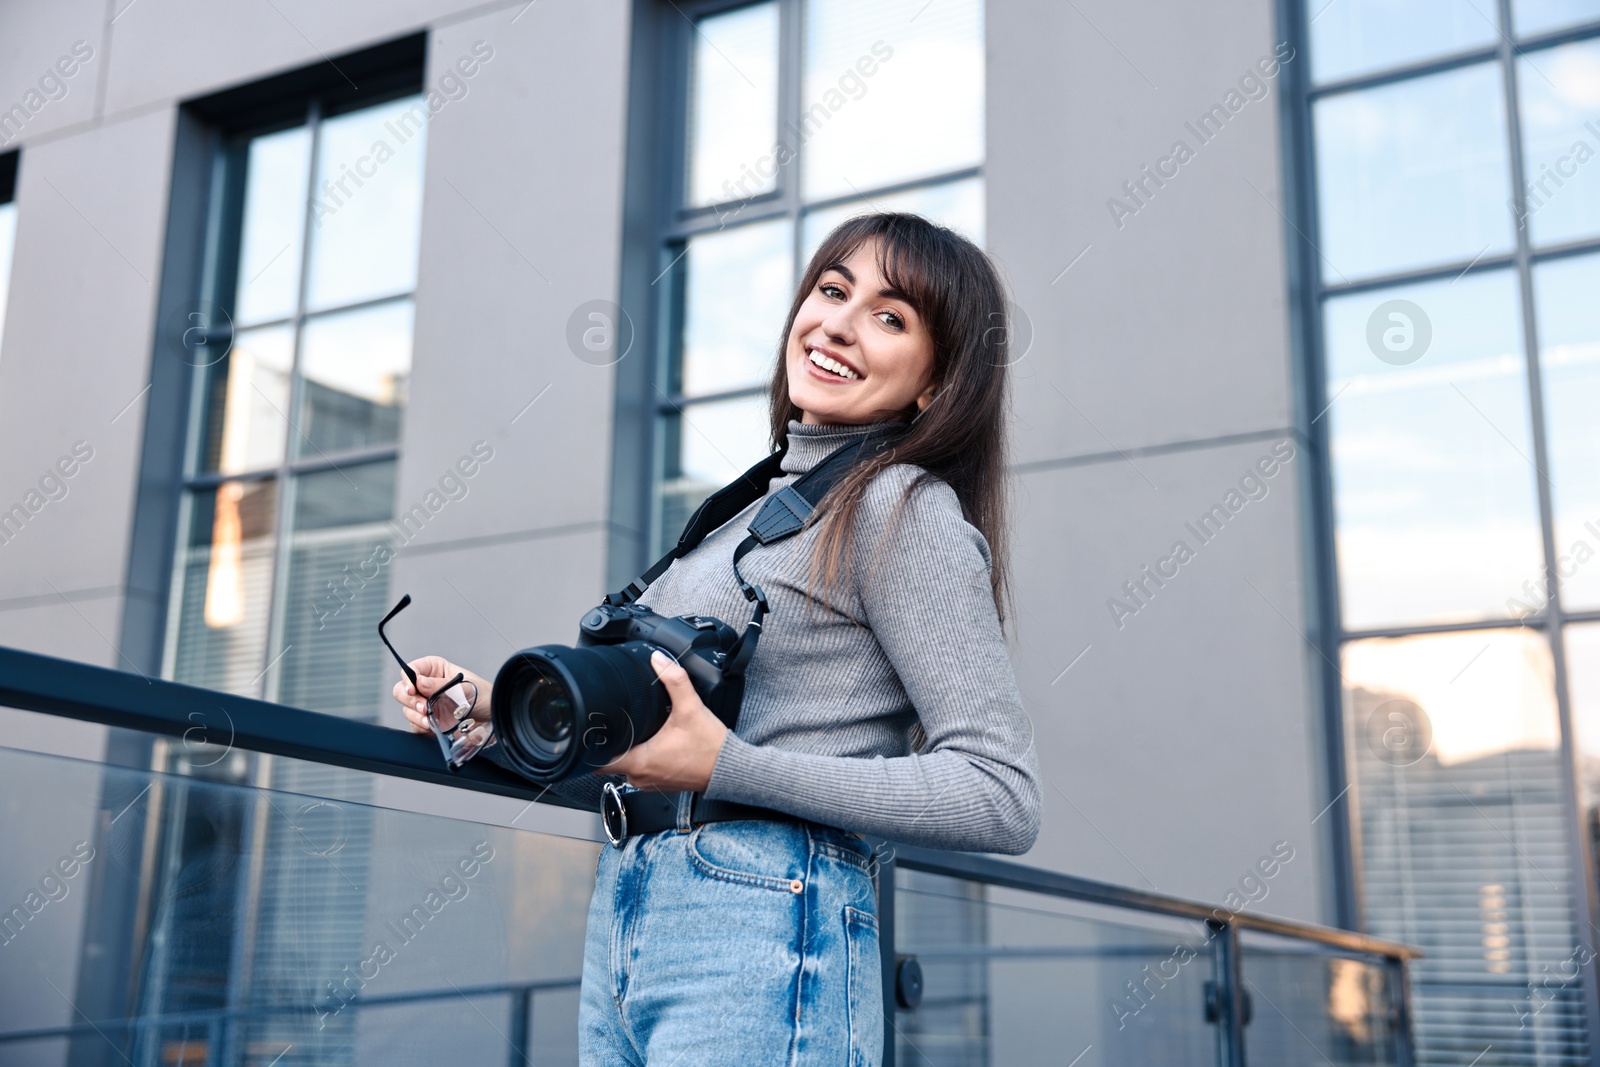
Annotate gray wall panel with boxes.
[100,0,507,115]
[988,0,1296,465]
[1010,438,1324,921]
[0,108,173,605]
[400,4,631,553]
[0,0,106,150]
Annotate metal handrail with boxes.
[0,978,580,1045]
[0,642,1419,965]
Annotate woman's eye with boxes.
[878,310,905,330]
[820,283,845,299]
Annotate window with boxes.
[133,46,427,1066]
[649,0,985,556]
[164,92,426,721]
[0,151,17,365]
[1301,4,1600,1061]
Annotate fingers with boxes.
[391,674,433,735]
[649,650,695,708]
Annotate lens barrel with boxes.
[490,642,668,784]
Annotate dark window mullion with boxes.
[232,289,413,334]
[182,444,400,491]
[1497,0,1600,1042]
[261,98,324,705]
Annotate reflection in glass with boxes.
[1240,938,1400,1064]
[200,325,295,474]
[1307,0,1498,85]
[1323,271,1542,629]
[799,176,986,266]
[1314,63,1512,281]
[656,394,771,554]
[1514,0,1600,35]
[305,95,427,312]
[1343,631,1582,1057]
[0,746,594,1067]
[171,480,278,697]
[0,201,16,361]
[1567,623,1600,817]
[802,0,983,201]
[1535,254,1600,612]
[295,300,413,457]
[896,870,1222,1063]
[679,219,793,397]
[277,462,397,718]
[687,2,780,207]
[234,125,311,325]
[1517,39,1600,248]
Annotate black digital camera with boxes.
[487,602,746,785]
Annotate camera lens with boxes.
[523,673,574,754]
[491,644,670,784]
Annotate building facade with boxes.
[1,0,1598,1064]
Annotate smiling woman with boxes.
[391,212,1036,1066]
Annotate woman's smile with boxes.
[784,237,937,425]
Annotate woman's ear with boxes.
[915,383,939,412]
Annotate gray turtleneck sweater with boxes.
[528,418,1041,856]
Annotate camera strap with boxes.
[604,424,909,682]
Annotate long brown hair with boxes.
[769,213,1017,638]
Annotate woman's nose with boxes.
[820,303,857,343]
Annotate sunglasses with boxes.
[378,594,493,770]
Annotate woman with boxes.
[393,212,1040,1065]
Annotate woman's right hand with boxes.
[390,655,492,735]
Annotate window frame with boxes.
[121,33,428,704]
[636,0,985,563]
[1282,0,1600,1044]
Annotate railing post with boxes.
[876,843,897,1067]
[507,986,533,1067]
[1389,955,1415,1067]
[1208,919,1247,1067]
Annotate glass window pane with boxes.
[1323,270,1543,629]
[170,480,279,697]
[276,462,397,718]
[679,218,794,397]
[234,125,311,325]
[799,175,985,266]
[656,394,771,554]
[1517,39,1600,248]
[1343,631,1581,1056]
[802,0,983,201]
[687,2,780,208]
[200,324,295,474]
[1314,64,1513,281]
[1514,0,1600,35]
[0,200,16,361]
[294,300,413,458]
[1307,0,1499,85]
[305,95,427,312]
[1535,253,1600,612]
[1569,622,1600,829]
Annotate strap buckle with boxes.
[601,781,628,849]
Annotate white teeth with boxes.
[807,348,859,380]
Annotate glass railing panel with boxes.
[1239,931,1403,1066]
[893,868,1221,1066]
[0,743,595,1067]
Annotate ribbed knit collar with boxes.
[780,418,908,475]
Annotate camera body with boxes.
[489,602,746,785]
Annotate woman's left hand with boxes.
[598,650,729,791]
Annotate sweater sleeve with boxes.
[703,466,1042,855]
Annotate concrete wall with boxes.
[986,0,1328,920]
[0,0,1333,932]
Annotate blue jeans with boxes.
[578,813,884,1065]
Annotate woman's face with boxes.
[784,238,938,426]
